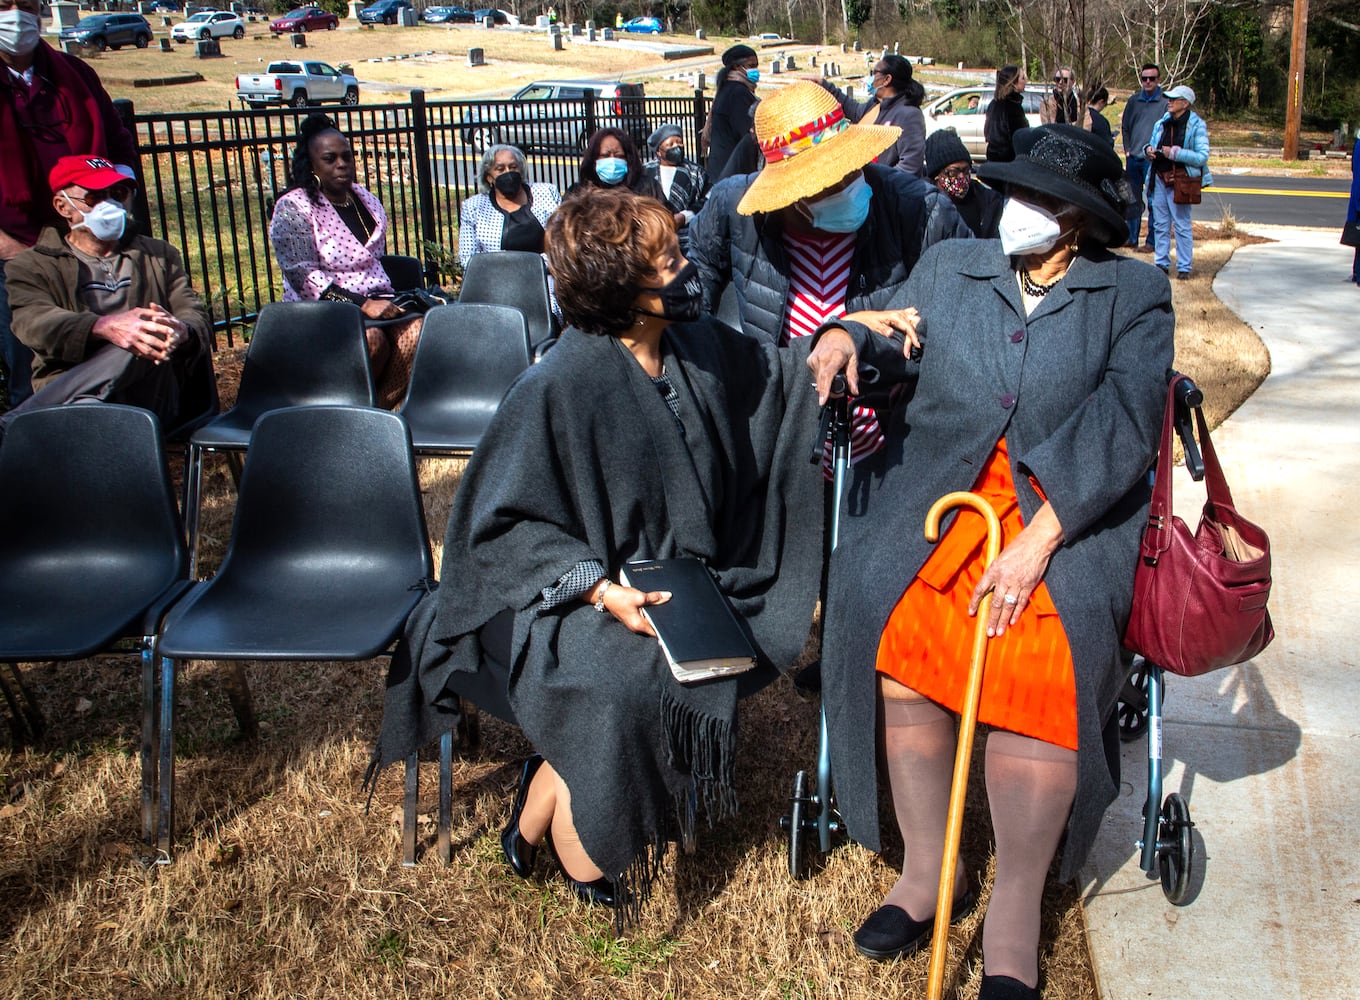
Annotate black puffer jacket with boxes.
[688,164,973,345]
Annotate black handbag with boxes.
[1341,221,1360,248]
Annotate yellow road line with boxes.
[1208,186,1348,198]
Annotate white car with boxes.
[922,86,1044,160]
[171,10,246,42]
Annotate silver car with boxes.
[460,80,649,154]
[923,86,1044,160]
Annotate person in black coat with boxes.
[1086,86,1115,146]
[923,128,1002,238]
[705,43,760,179]
[984,64,1030,163]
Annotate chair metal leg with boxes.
[140,640,159,846]
[402,753,419,866]
[156,654,177,862]
[220,661,258,740]
[224,451,243,487]
[1,662,45,743]
[437,730,452,864]
[185,443,205,579]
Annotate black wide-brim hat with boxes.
[976,125,1132,248]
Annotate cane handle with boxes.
[924,491,1002,1000]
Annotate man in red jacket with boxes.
[0,0,137,409]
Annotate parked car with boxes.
[60,12,152,50]
[358,0,413,24]
[147,1,182,12]
[922,86,1044,160]
[170,9,246,40]
[471,7,508,24]
[619,15,660,33]
[460,79,648,154]
[421,4,474,22]
[268,5,338,31]
[236,60,360,107]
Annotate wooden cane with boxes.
[924,491,1002,1000]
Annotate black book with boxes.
[620,557,757,683]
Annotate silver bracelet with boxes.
[593,580,612,613]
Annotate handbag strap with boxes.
[1143,375,1235,559]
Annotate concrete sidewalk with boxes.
[1080,227,1360,998]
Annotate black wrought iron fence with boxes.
[118,89,709,348]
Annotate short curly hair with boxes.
[544,188,676,338]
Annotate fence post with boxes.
[692,88,705,159]
[583,89,598,144]
[409,89,438,285]
[113,98,152,233]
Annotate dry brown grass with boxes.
[0,227,1267,999]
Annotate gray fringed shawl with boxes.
[367,320,824,924]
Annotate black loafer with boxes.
[979,974,1040,1000]
[500,754,545,879]
[853,890,977,961]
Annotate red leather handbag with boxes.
[1123,376,1275,676]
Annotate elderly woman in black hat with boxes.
[923,128,1002,238]
[806,124,1173,999]
[704,43,760,178]
[642,123,710,251]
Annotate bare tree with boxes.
[1013,0,1127,128]
[1114,0,1215,83]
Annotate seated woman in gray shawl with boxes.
[367,188,827,927]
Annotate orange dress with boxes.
[875,438,1078,749]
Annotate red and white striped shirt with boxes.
[781,228,885,471]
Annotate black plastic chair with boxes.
[155,405,433,857]
[184,300,374,578]
[457,251,557,358]
[0,405,196,844]
[381,253,425,292]
[398,303,531,458]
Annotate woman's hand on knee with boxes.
[361,296,403,320]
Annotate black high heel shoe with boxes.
[500,754,545,879]
[544,832,618,908]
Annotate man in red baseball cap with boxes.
[0,154,216,437]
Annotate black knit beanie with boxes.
[924,129,972,179]
[722,43,757,66]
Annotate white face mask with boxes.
[998,197,1068,257]
[64,193,129,242]
[0,9,42,59]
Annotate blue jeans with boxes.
[0,260,35,408]
[1150,174,1193,273]
[1126,155,1154,246]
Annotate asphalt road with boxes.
[1190,173,1352,228]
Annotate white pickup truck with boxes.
[235,60,360,109]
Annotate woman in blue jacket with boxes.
[1144,84,1212,279]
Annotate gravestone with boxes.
[695,70,704,90]
[50,1,80,29]
[839,42,846,53]
[770,59,781,74]
[587,26,595,40]
[290,32,305,47]
[159,36,172,51]
[852,40,860,51]
[569,22,581,35]
[535,13,549,26]
[810,54,817,67]
[551,33,562,49]
[602,27,613,39]
[893,41,899,53]
[695,28,704,39]
[160,15,171,25]
[482,15,494,27]
[198,37,222,56]
[585,18,595,29]
[784,54,796,70]
[467,47,484,65]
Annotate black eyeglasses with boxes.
[1053,76,1072,83]
[1140,75,1159,82]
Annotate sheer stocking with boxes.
[374,315,421,409]
[981,729,1078,988]
[879,676,967,918]
[516,761,605,883]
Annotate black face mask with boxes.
[493,170,524,196]
[635,260,703,323]
[662,146,685,166]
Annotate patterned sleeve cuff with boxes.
[540,559,607,611]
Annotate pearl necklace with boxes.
[1020,268,1061,298]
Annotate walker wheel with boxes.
[1157,792,1195,904]
[783,770,809,880]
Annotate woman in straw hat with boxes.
[806,124,1173,999]
[689,80,969,469]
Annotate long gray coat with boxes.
[822,238,1174,878]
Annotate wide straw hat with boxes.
[736,81,900,215]
[975,124,1132,247]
